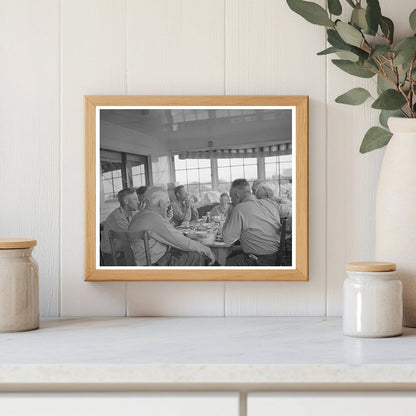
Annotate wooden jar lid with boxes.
[346,261,396,272]
[0,239,37,249]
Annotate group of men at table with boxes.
[101,179,291,267]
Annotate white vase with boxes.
[375,117,416,327]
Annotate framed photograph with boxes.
[85,96,308,281]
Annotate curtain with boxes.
[178,143,291,160]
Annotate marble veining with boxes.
[1,317,416,385]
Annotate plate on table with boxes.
[187,231,216,245]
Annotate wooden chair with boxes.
[108,230,152,266]
[276,218,288,266]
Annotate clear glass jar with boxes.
[0,240,39,332]
[343,262,402,338]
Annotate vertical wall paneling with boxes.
[326,0,416,316]
[125,0,226,316]
[5,1,410,316]
[224,0,327,315]
[127,282,225,317]
[126,0,226,95]
[0,1,60,317]
[61,0,128,316]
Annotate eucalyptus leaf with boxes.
[317,47,338,55]
[410,9,416,32]
[327,28,348,49]
[351,7,368,32]
[332,59,375,78]
[382,65,401,85]
[362,59,379,72]
[317,46,358,61]
[366,0,382,35]
[336,21,363,47]
[335,88,371,105]
[327,29,369,59]
[335,50,359,62]
[360,127,392,153]
[372,89,406,110]
[371,46,392,58]
[393,36,416,71]
[380,16,394,44]
[351,45,369,60]
[379,109,402,129]
[328,0,342,16]
[286,0,334,27]
[377,75,393,94]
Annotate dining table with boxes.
[176,219,233,266]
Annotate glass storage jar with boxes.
[0,239,39,332]
[343,261,402,338]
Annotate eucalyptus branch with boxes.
[375,57,399,89]
[397,82,412,118]
[390,59,400,86]
[286,0,416,151]
[362,37,373,53]
[357,65,383,78]
[378,23,393,48]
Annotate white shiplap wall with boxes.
[1,0,412,317]
[0,1,61,317]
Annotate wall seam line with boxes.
[59,0,63,318]
[223,0,227,317]
[125,0,128,317]
[224,0,227,96]
[325,13,329,318]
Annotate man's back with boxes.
[223,196,281,256]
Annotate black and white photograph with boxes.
[98,106,294,268]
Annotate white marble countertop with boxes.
[1,317,416,389]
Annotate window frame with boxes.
[171,152,292,196]
[100,148,150,202]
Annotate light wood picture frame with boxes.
[85,96,308,281]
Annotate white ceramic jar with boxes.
[0,239,39,332]
[343,262,402,338]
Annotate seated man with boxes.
[101,188,140,266]
[136,185,148,211]
[252,179,292,236]
[171,185,199,226]
[129,187,215,266]
[222,179,281,266]
[252,179,292,217]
